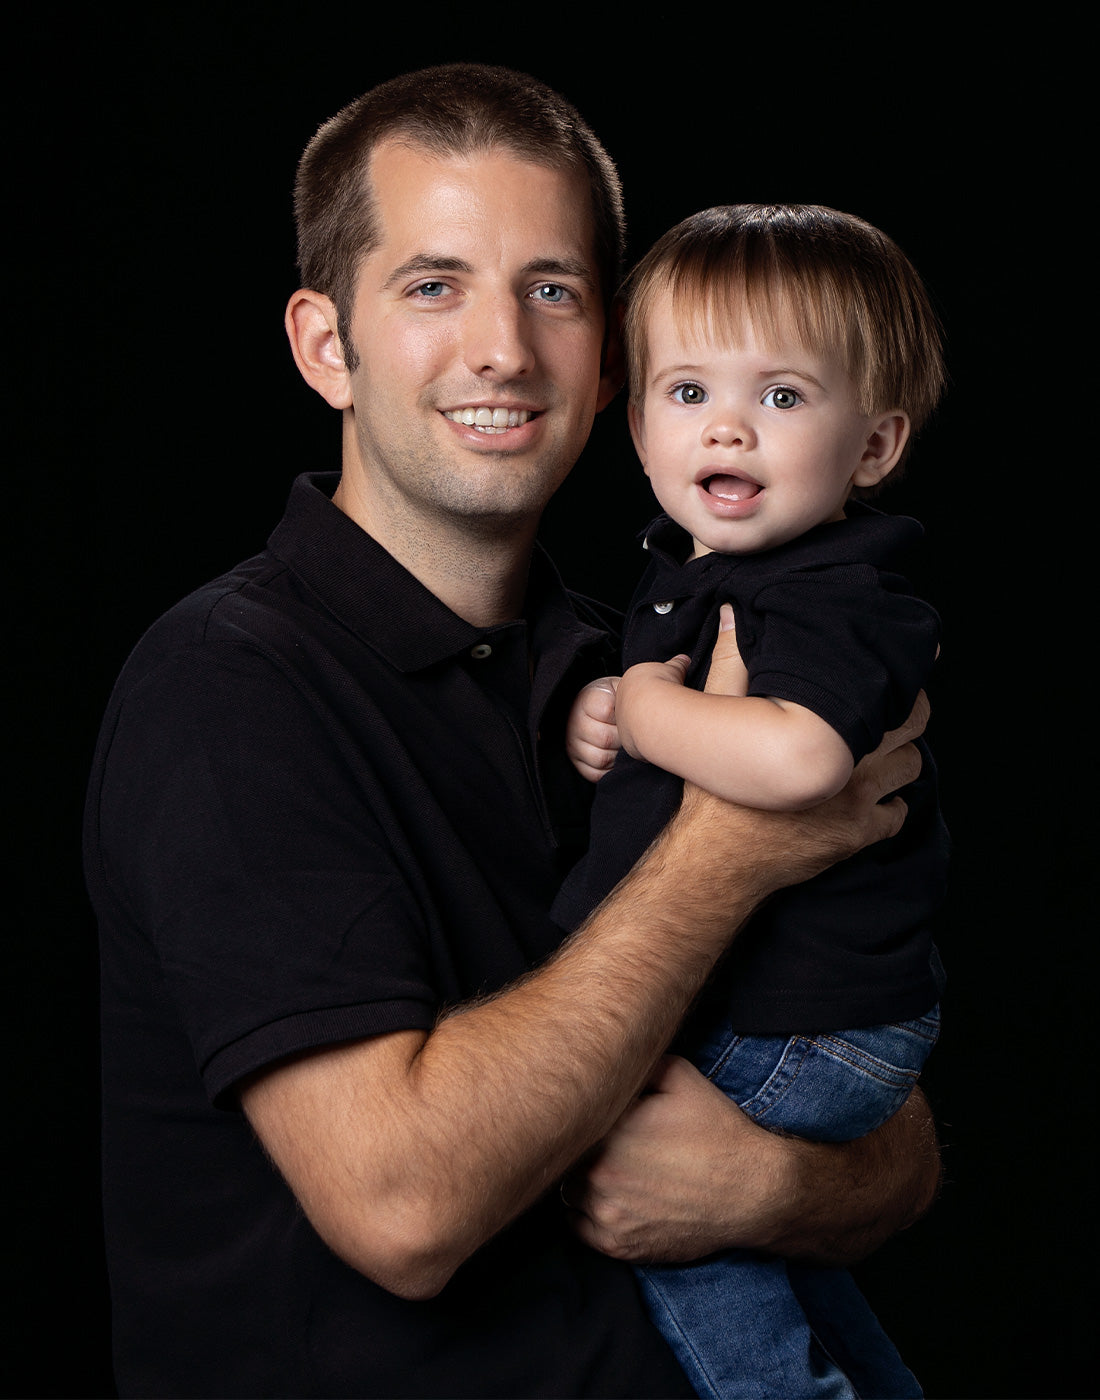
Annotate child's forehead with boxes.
[646,281,840,362]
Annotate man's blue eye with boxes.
[674,384,707,405]
[535,284,566,302]
[764,387,801,409]
[418,282,446,297]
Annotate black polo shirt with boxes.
[86,472,694,1399]
[554,507,948,1035]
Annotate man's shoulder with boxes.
[107,549,321,708]
[137,551,284,643]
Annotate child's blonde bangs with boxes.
[622,205,944,433]
[664,258,873,409]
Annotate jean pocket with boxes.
[724,1005,941,1142]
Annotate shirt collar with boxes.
[267,472,607,673]
[640,513,695,567]
[639,501,922,575]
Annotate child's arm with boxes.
[566,676,622,782]
[616,611,854,811]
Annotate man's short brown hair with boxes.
[294,64,625,368]
[623,204,945,437]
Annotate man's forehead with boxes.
[364,138,599,264]
[367,134,578,188]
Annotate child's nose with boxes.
[703,406,756,449]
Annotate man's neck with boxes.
[332,475,534,628]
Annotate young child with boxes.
[551,204,950,1400]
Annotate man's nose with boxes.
[462,294,536,380]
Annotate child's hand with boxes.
[616,655,691,760]
[566,677,622,782]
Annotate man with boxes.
[86,64,939,1397]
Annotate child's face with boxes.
[629,291,907,557]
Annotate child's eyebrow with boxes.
[765,367,829,391]
[649,362,830,392]
[653,363,705,378]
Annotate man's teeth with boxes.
[445,407,532,433]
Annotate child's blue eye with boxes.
[763,387,802,409]
[673,383,707,405]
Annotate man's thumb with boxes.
[704,604,749,695]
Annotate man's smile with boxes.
[443,407,537,433]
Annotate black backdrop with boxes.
[13,10,1091,1398]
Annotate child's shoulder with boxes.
[772,503,924,576]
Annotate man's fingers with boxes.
[864,793,908,844]
[703,604,749,697]
[879,690,929,752]
[844,691,928,846]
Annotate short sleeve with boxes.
[95,640,438,1104]
[737,564,940,761]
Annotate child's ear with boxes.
[627,401,649,472]
[852,412,911,489]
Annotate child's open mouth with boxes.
[704,473,762,502]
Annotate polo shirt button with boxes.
[652,601,675,615]
[470,643,493,659]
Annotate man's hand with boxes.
[564,1056,941,1267]
[673,689,927,909]
[566,676,621,781]
[564,1055,779,1263]
[684,597,928,891]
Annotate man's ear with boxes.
[627,400,649,473]
[852,412,911,489]
[285,290,353,410]
[595,300,626,413]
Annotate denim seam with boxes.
[737,1037,814,1118]
[736,1037,919,1122]
[808,1035,924,1087]
[639,1270,725,1400]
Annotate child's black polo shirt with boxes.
[85,472,693,1399]
[554,506,948,1035]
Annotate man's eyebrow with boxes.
[520,257,597,287]
[382,255,473,289]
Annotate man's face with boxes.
[337,140,616,544]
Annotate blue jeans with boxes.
[638,1006,940,1399]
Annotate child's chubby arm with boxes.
[616,605,854,811]
[566,675,622,782]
